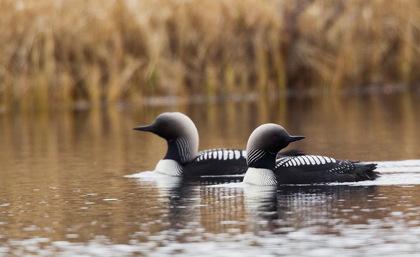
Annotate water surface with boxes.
[1,93,420,256]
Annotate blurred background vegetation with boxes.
[0,0,420,110]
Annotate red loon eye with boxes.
[273,135,278,140]
[163,124,168,128]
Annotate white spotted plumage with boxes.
[308,156,316,165]
[276,157,290,167]
[302,156,311,165]
[195,149,246,162]
[242,150,247,158]
[223,150,229,160]
[234,150,241,159]
[325,160,353,174]
[228,150,234,160]
[276,155,338,169]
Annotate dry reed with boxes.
[0,0,420,109]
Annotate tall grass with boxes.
[0,0,420,109]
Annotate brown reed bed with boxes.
[0,0,420,110]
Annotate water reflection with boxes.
[1,93,420,173]
[0,92,420,255]
[244,185,279,231]
[244,185,381,233]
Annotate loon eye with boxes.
[163,124,168,128]
[273,135,278,140]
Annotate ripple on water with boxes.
[4,224,420,257]
[375,160,420,173]
[80,159,420,257]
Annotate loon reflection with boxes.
[134,174,243,234]
[133,173,381,237]
[244,185,379,233]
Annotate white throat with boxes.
[243,167,277,186]
[154,159,183,176]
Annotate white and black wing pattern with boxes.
[276,155,337,168]
[274,155,377,184]
[194,149,247,162]
[193,149,301,163]
[186,149,248,176]
[275,155,356,174]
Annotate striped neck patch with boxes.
[246,149,267,165]
[175,137,191,163]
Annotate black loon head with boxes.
[133,112,199,164]
[246,124,305,169]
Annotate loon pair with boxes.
[134,112,379,185]
[133,112,301,177]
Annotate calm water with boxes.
[1,92,420,256]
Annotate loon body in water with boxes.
[133,112,302,177]
[243,124,379,185]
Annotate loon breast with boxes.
[155,159,183,176]
[243,168,277,186]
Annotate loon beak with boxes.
[287,135,305,142]
[133,125,155,133]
